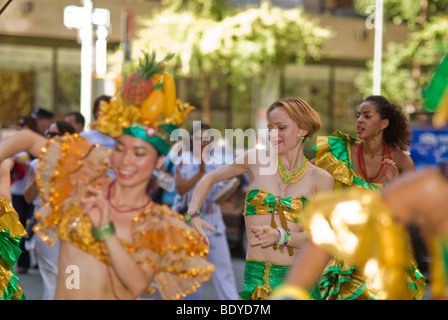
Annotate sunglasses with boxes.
[45,131,62,138]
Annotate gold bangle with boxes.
[270,284,312,300]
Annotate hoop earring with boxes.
[297,134,305,140]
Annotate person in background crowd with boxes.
[65,112,85,134]
[80,95,115,149]
[150,144,180,208]
[172,122,240,300]
[11,115,39,274]
[31,108,54,136]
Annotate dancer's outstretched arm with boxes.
[0,130,47,161]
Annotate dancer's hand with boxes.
[81,186,110,228]
[383,159,399,182]
[384,169,448,238]
[250,225,280,248]
[188,217,216,247]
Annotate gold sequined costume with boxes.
[303,188,424,300]
[0,197,26,300]
[33,134,214,300]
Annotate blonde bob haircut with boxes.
[266,98,322,139]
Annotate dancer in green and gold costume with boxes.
[311,96,425,300]
[186,98,334,300]
[0,159,26,300]
[272,168,448,300]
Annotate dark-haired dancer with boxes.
[0,54,213,300]
[309,95,425,300]
[316,95,415,191]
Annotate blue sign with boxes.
[410,126,448,168]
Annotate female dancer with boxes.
[186,98,334,300]
[0,157,27,300]
[272,168,448,300]
[314,95,414,190]
[0,70,213,299]
[308,95,425,300]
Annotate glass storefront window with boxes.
[0,44,53,125]
[282,64,330,157]
[56,48,81,115]
[0,44,85,125]
[333,66,364,136]
[282,63,364,157]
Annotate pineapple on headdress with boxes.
[121,52,171,106]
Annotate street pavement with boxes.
[15,248,246,300]
[14,248,432,300]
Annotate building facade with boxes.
[0,0,410,151]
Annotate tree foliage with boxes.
[354,0,448,28]
[134,1,331,82]
[160,0,233,20]
[353,0,448,111]
[126,0,332,121]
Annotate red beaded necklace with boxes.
[106,179,152,213]
[357,140,391,183]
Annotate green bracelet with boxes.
[91,221,115,240]
[185,210,202,223]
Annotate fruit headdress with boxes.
[91,52,195,155]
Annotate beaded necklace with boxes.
[106,179,152,213]
[357,140,391,183]
[278,157,309,184]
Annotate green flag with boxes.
[423,54,448,112]
[423,54,448,127]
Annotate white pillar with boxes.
[80,0,93,126]
[373,0,383,95]
[96,25,108,76]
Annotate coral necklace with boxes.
[357,140,391,183]
[106,179,151,213]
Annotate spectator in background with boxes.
[11,115,39,274]
[31,107,54,136]
[80,95,115,149]
[172,122,240,300]
[15,115,38,135]
[65,112,85,134]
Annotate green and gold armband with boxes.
[92,221,115,240]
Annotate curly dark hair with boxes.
[364,95,412,151]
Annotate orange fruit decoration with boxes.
[140,88,165,124]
